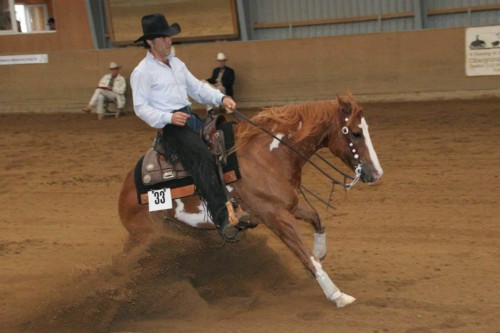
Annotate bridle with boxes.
[232,109,362,190]
[341,115,363,189]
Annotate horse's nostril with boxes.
[373,170,383,179]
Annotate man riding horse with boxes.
[130,13,249,241]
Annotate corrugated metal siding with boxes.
[249,0,417,40]
[426,0,500,28]
[244,0,500,41]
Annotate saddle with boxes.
[137,112,239,203]
[201,112,229,164]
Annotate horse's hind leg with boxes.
[120,210,157,253]
[118,170,157,252]
[265,208,355,307]
[294,201,326,260]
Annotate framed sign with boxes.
[106,0,239,44]
[465,25,500,76]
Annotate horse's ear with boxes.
[337,94,352,115]
[336,94,347,107]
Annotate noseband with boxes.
[341,116,362,189]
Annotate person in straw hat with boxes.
[82,62,127,120]
[130,13,250,241]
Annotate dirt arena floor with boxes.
[0,99,498,333]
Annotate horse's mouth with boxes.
[360,169,383,184]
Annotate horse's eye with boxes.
[352,131,363,139]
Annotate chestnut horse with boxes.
[118,93,383,307]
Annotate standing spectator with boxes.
[82,62,127,120]
[206,52,235,98]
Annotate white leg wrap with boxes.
[312,232,327,260]
[316,269,340,298]
[312,257,356,308]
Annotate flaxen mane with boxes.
[235,95,361,151]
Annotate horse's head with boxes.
[326,94,383,184]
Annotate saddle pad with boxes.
[134,122,241,205]
[141,148,189,186]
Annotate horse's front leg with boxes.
[267,209,355,308]
[294,201,326,260]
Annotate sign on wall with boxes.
[0,54,48,65]
[465,25,500,76]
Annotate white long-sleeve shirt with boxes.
[131,51,225,129]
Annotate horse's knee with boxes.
[294,205,324,233]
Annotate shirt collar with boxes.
[146,51,170,68]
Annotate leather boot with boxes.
[218,211,256,241]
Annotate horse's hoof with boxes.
[331,292,356,308]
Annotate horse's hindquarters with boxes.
[118,169,159,246]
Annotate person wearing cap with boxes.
[82,62,127,120]
[130,13,248,241]
[206,52,235,98]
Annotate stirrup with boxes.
[218,206,256,242]
[219,223,241,242]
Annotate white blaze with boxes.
[359,118,383,176]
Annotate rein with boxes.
[232,109,361,189]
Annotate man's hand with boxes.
[171,112,190,126]
[222,96,236,113]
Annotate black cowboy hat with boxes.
[134,13,181,43]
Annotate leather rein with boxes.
[232,109,361,190]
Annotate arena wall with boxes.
[0,27,499,113]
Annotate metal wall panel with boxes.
[249,0,417,40]
[426,0,500,29]
[244,0,500,41]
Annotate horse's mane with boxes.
[235,95,361,151]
